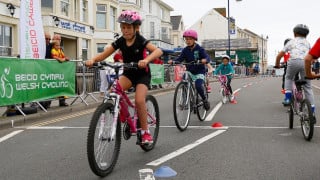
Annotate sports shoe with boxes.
[142,132,153,144]
[282,99,291,106]
[206,86,211,93]
[203,100,210,111]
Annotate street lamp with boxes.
[52,16,60,27]
[227,0,241,57]
[6,3,16,17]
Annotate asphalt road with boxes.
[1,76,320,180]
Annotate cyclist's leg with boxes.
[118,75,133,91]
[227,78,233,95]
[299,62,316,115]
[134,75,153,143]
[195,78,210,110]
[284,60,299,104]
[195,79,206,100]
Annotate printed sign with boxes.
[150,64,164,85]
[0,58,75,106]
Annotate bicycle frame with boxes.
[291,81,304,114]
[217,75,231,96]
[103,65,157,141]
[181,71,197,112]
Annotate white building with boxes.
[0,0,174,60]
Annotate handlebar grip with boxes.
[305,76,315,80]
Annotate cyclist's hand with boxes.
[138,59,148,69]
[85,59,95,67]
[305,72,318,79]
[274,64,280,69]
[168,60,173,64]
[201,59,207,64]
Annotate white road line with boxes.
[146,130,226,166]
[205,102,222,121]
[27,126,65,130]
[0,130,24,143]
[205,88,241,122]
[228,125,288,129]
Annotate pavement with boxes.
[0,83,177,129]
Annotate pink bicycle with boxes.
[87,62,160,177]
[215,73,233,103]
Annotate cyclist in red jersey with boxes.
[281,38,291,94]
[305,38,320,79]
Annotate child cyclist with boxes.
[214,55,235,100]
[168,29,211,110]
[275,24,315,114]
[85,10,163,144]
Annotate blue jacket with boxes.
[214,63,235,79]
[174,44,209,74]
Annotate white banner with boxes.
[19,0,45,59]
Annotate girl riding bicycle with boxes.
[85,10,163,144]
[214,55,235,100]
[168,29,211,110]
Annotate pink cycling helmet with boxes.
[183,29,198,41]
[117,10,142,25]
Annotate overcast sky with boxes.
[163,0,320,65]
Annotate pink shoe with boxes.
[206,86,211,93]
[142,132,153,144]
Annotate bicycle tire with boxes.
[300,99,314,141]
[220,88,227,104]
[173,82,191,131]
[289,98,294,129]
[196,83,207,121]
[140,95,160,151]
[87,102,121,177]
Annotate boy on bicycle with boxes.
[214,55,235,100]
[85,10,163,144]
[168,29,211,110]
[275,24,315,114]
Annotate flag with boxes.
[19,0,45,59]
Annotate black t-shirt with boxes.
[112,34,149,63]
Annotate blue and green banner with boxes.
[150,64,164,85]
[0,58,75,106]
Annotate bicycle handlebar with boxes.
[92,62,138,69]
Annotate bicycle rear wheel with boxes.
[289,98,294,129]
[300,99,314,141]
[87,102,121,177]
[196,83,208,121]
[140,95,160,151]
[173,82,191,131]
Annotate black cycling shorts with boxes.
[122,69,151,88]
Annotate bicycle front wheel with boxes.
[173,82,191,131]
[87,102,121,177]
[196,83,208,121]
[140,95,160,152]
[220,88,227,104]
[300,99,314,141]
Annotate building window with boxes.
[41,0,53,13]
[161,27,169,42]
[96,4,107,29]
[110,6,116,31]
[149,0,152,13]
[61,0,70,17]
[81,0,88,22]
[82,39,88,60]
[160,8,164,19]
[0,25,12,56]
[97,43,108,53]
[150,22,155,39]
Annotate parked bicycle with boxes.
[215,73,233,104]
[171,62,208,131]
[87,62,160,177]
